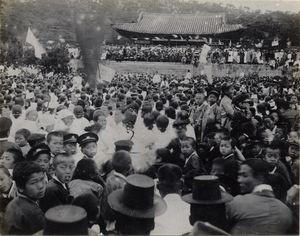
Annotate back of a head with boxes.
[112,150,132,174]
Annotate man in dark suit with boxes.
[39,152,75,212]
[226,158,293,235]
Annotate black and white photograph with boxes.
[0,0,299,235]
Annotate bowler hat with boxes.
[43,205,88,235]
[182,176,233,205]
[77,133,99,147]
[108,174,167,218]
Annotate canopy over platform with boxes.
[112,12,244,36]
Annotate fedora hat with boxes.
[108,174,167,218]
[182,176,233,205]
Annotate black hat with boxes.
[77,133,99,147]
[232,93,251,106]
[182,176,233,205]
[27,143,51,160]
[173,118,189,129]
[108,174,167,218]
[114,140,134,152]
[64,133,79,144]
[207,90,220,98]
[0,117,12,133]
[27,133,46,147]
[43,205,88,235]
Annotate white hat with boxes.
[57,109,74,120]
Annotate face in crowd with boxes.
[238,164,261,194]
[54,155,75,184]
[48,135,64,155]
[21,172,46,200]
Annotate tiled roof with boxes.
[113,12,244,35]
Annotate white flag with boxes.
[25,27,46,59]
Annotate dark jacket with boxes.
[4,195,44,235]
[39,178,71,213]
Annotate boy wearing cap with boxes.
[77,132,99,160]
[4,162,46,235]
[63,133,81,165]
[39,152,75,213]
[27,143,52,182]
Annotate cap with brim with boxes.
[108,174,166,218]
[182,176,233,205]
[64,133,79,144]
[78,133,99,147]
[207,90,220,98]
[32,148,51,157]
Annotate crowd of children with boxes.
[0,65,299,235]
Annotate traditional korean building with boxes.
[112,12,244,45]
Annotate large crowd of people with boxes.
[0,61,299,235]
[102,44,300,69]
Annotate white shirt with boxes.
[151,194,191,235]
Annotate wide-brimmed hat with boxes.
[182,176,233,205]
[108,174,167,218]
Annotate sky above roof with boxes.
[192,0,300,13]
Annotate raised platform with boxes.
[101,61,283,78]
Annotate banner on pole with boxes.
[25,27,46,59]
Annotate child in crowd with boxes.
[0,148,25,174]
[0,165,17,234]
[218,136,240,181]
[77,132,99,159]
[15,128,31,156]
[4,162,46,235]
[46,131,64,157]
[180,137,206,190]
[26,143,52,182]
[63,133,81,164]
[263,142,292,187]
[39,152,75,212]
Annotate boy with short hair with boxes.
[39,152,75,213]
[46,131,64,157]
[4,161,45,235]
[15,128,31,156]
[263,142,292,187]
[218,136,239,182]
[180,137,206,190]
[0,148,25,174]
